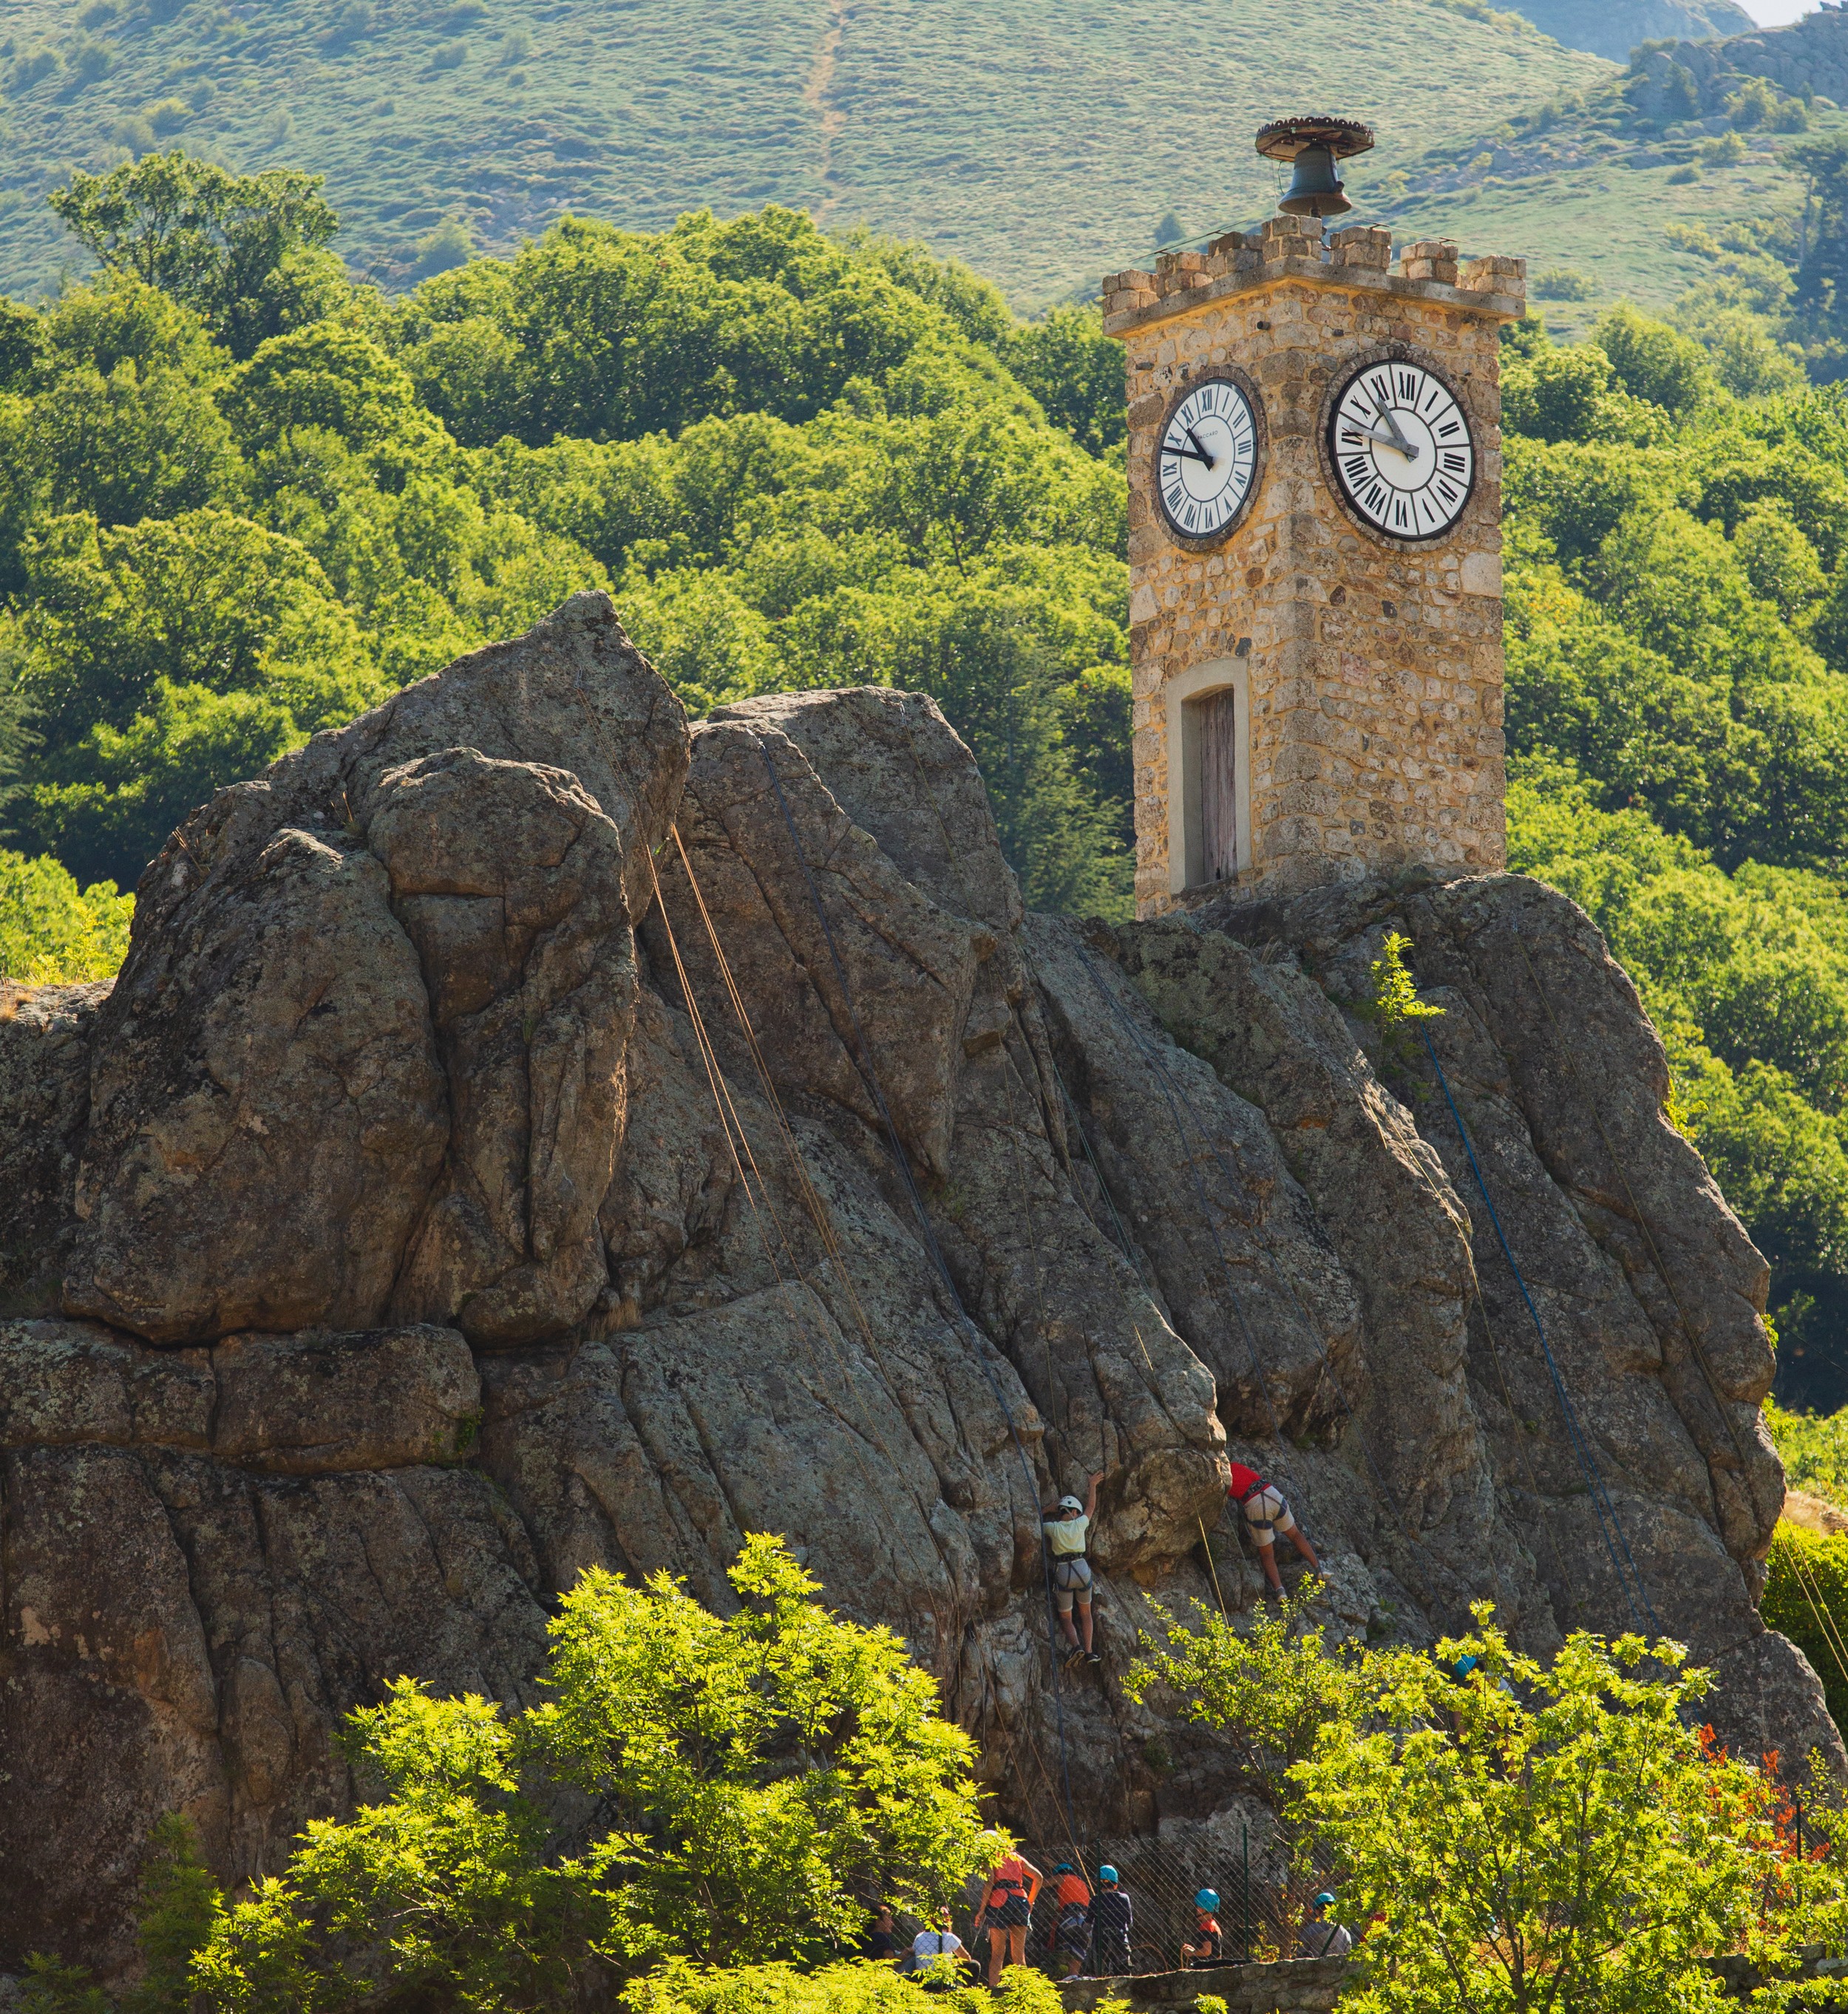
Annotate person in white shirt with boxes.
[1043,1470,1104,1666]
[910,1907,968,1976]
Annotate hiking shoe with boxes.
[1085,1650,1102,1665]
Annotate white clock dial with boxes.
[1156,375,1260,542]
[1328,359,1475,542]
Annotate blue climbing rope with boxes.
[753,735,1084,1839]
[1419,1024,1660,1633]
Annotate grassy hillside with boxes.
[0,0,1611,307]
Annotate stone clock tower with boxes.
[1103,118,1526,916]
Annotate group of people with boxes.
[862,1855,1353,1984]
[857,1460,1339,1984]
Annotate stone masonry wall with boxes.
[1105,220,1524,916]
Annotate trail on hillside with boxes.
[804,0,851,223]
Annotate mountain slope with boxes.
[1506,0,1753,63]
[0,0,1609,305]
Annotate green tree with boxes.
[1293,1614,1844,2014]
[0,846,132,982]
[174,1537,993,2006]
[1001,306,1127,458]
[47,150,345,360]
[1591,302,1713,416]
[1125,1583,1413,1950]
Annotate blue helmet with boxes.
[1055,1863,1073,1874]
[1195,1888,1220,1911]
[1098,1865,1119,1885]
[1314,1891,1336,1909]
[1452,1653,1479,1681]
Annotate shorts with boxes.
[991,1893,1032,1928]
[1051,1554,1093,1612]
[1056,1913,1091,1955]
[1240,1485,1294,1540]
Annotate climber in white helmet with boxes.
[1044,1469,1104,1665]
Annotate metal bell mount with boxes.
[1254,116,1376,222]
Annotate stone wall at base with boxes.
[1061,1958,1350,2014]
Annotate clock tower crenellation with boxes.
[1104,177,1526,917]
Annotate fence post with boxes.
[1242,1821,1251,1964]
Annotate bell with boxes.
[1278,143,1351,220]
[1255,116,1375,223]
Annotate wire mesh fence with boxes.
[897,1833,1342,1979]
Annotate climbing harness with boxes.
[1420,1022,1661,1633]
[753,732,1084,1840]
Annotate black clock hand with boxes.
[1161,441,1215,466]
[1185,423,1217,467]
[1369,395,1419,460]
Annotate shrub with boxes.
[0,846,132,982]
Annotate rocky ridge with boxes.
[0,593,1834,1970]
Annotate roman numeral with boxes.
[1166,486,1184,511]
[1342,455,1370,480]
[1442,450,1467,473]
[1437,420,1461,440]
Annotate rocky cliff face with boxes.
[0,594,1834,1970]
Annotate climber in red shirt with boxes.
[1226,1460,1319,1596]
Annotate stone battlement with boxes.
[1102,222,1525,336]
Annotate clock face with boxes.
[1328,359,1475,542]
[1156,375,1260,542]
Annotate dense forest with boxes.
[13,149,1848,1404]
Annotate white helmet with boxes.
[1057,1494,1083,1512]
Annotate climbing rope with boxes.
[752,732,1084,1840]
[1420,1022,1661,1633]
[645,848,954,1614]
[1773,1524,1848,1697]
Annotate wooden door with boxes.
[1198,687,1238,883]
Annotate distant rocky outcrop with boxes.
[1628,4,1848,120]
[0,593,1835,1974]
[1508,0,1750,67]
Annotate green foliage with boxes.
[167,1537,993,2006]
[1136,1597,1848,2014]
[47,150,345,361]
[1297,1613,1845,2014]
[0,846,132,983]
[0,0,1608,311]
[1765,1398,1848,1511]
[1497,307,1848,1399]
[21,1814,219,2014]
[1365,931,1445,1031]
[626,1959,1079,2014]
[1760,1520,1848,1753]
[2,186,1133,914]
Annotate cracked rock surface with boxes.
[0,596,1832,1971]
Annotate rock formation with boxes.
[0,593,1834,1973]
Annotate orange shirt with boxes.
[988,1854,1033,1905]
[1057,1874,1091,1908]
